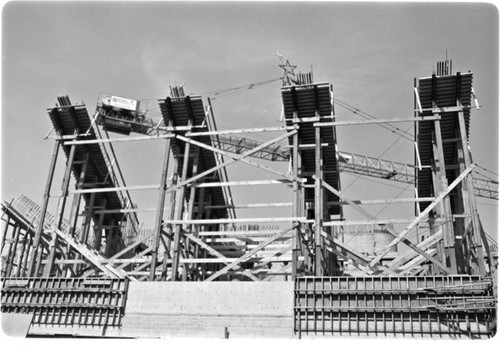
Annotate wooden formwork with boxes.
[1,277,128,336]
[294,275,496,338]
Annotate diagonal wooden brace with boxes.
[204,225,296,281]
[170,130,299,193]
[314,176,377,220]
[182,231,259,281]
[368,163,477,268]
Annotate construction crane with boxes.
[95,93,499,200]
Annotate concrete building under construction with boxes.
[1,59,497,338]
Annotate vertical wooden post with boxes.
[6,223,21,277]
[454,126,470,273]
[207,98,236,219]
[161,169,178,281]
[0,215,10,249]
[20,233,33,277]
[192,185,206,279]
[292,132,300,279]
[27,140,60,276]
[149,138,171,281]
[94,201,106,250]
[432,119,457,273]
[429,158,445,275]
[313,84,324,276]
[14,232,28,277]
[182,146,200,281]
[44,132,78,276]
[2,218,13,275]
[64,153,89,276]
[314,125,323,276]
[171,140,191,281]
[81,192,96,245]
[456,108,486,275]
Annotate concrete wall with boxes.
[120,281,294,338]
[1,312,33,337]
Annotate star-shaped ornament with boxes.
[279,60,297,77]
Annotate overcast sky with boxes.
[1,1,498,241]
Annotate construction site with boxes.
[1,57,498,339]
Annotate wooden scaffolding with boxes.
[1,62,497,338]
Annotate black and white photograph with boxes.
[0,0,498,340]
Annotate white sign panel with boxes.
[110,95,138,111]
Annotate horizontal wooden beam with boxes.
[289,143,330,149]
[185,126,294,137]
[92,207,165,214]
[328,197,436,205]
[203,202,292,209]
[430,105,470,113]
[129,257,292,265]
[62,134,174,145]
[192,179,301,188]
[163,217,306,225]
[70,184,159,194]
[158,125,207,131]
[290,116,332,123]
[313,115,441,127]
[198,230,289,237]
[323,219,416,226]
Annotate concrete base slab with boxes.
[1,312,33,337]
[120,281,294,338]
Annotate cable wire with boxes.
[334,98,414,142]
